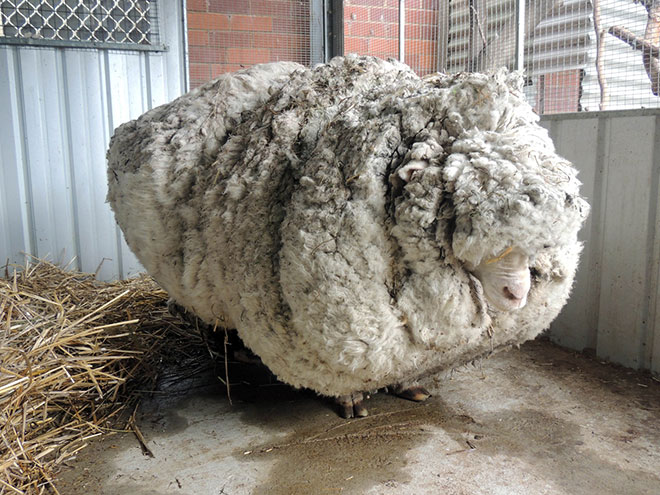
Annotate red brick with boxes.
[346,0,388,6]
[230,15,273,32]
[211,64,247,76]
[405,52,438,73]
[369,7,398,22]
[188,12,230,30]
[250,0,293,16]
[290,1,310,19]
[369,37,399,54]
[253,32,306,50]
[272,16,306,33]
[209,30,253,48]
[207,0,250,14]
[406,39,435,55]
[187,29,209,46]
[187,0,207,12]
[189,44,226,64]
[406,10,438,26]
[406,0,438,8]
[344,5,370,22]
[542,70,580,113]
[227,47,271,64]
[347,20,396,38]
[189,62,211,81]
[405,24,438,40]
[344,36,369,54]
[272,47,310,63]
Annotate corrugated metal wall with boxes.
[542,110,660,375]
[0,0,186,280]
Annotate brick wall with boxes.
[187,0,310,88]
[538,70,582,114]
[344,0,439,75]
[186,1,441,88]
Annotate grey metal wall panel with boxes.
[17,48,78,265]
[0,48,31,266]
[542,111,660,375]
[0,0,186,279]
[597,116,656,369]
[541,117,601,352]
[62,49,119,280]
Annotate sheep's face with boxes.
[471,248,531,311]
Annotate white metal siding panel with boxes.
[446,0,518,72]
[105,51,150,279]
[0,0,186,279]
[0,47,31,265]
[62,50,120,280]
[17,48,78,264]
[526,0,592,76]
[543,111,660,374]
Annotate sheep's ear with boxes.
[397,160,428,182]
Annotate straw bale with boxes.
[0,259,201,494]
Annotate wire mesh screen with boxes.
[344,0,441,76]
[444,0,519,72]
[0,0,159,45]
[342,0,660,114]
[187,0,310,89]
[524,0,660,113]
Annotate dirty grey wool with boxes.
[107,55,589,397]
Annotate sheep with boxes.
[107,55,589,417]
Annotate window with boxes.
[0,0,162,49]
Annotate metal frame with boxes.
[310,0,343,64]
[540,107,660,120]
[0,36,167,51]
[0,0,166,52]
[180,0,189,91]
[515,0,525,71]
[398,0,405,63]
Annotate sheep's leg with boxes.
[390,384,431,402]
[335,392,369,419]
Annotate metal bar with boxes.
[12,48,37,258]
[515,0,525,71]
[329,0,344,58]
[0,37,167,52]
[540,107,660,121]
[399,0,405,63]
[310,0,325,64]
[180,0,190,92]
[437,0,449,71]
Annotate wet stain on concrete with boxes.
[56,341,660,495]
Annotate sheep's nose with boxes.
[503,286,525,301]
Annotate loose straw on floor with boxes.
[0,260,201,494]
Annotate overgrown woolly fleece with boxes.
[107,55,589,398]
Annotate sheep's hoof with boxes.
[336,393,369,419]
[393,385,431,402]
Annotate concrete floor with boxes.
[58,340,660,495]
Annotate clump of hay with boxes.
[0,260,202,494]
